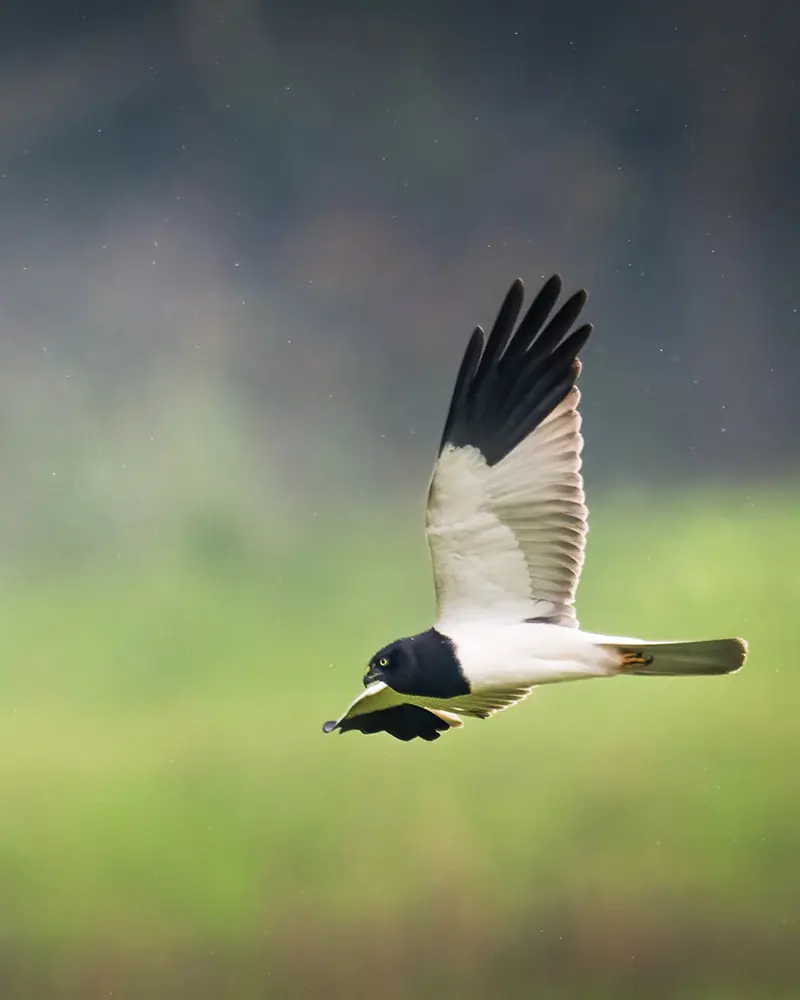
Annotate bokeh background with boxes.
[0,1,797,998]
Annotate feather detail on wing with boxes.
[444,685,535,719]
[426,275,591,628]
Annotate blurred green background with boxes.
[0,483,797,999]
[1,1,798,998]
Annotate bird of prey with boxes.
[322,274,747,742]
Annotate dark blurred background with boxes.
[0,2,797,999]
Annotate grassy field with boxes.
[0,486,797,999]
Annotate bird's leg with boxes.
[619,650,655,670]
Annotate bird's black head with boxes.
[363,639,416,690]
[363,630,469,699]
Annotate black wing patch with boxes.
[330,705,451,742]
[438,275,592,467]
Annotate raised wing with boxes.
[425,275,592,628]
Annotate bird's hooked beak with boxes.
[363,663,382,686]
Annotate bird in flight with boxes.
[323,274,747,742]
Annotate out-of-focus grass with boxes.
[0,486,797,997]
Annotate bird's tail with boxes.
[606,637,748,677]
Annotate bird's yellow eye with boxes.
[379,657,389,667]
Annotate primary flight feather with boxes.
[323,274,747,742]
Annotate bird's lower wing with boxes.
[444,685,535,719]
[322,682,463,742]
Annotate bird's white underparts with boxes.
[323,274,747,743]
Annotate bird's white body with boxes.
[443,620,619,688]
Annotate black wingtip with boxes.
[440,272,592,466]
[538,274,563,300]
[322,720,338,734]
[333,705,451,741]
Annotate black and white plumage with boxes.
[323,274,748,742]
